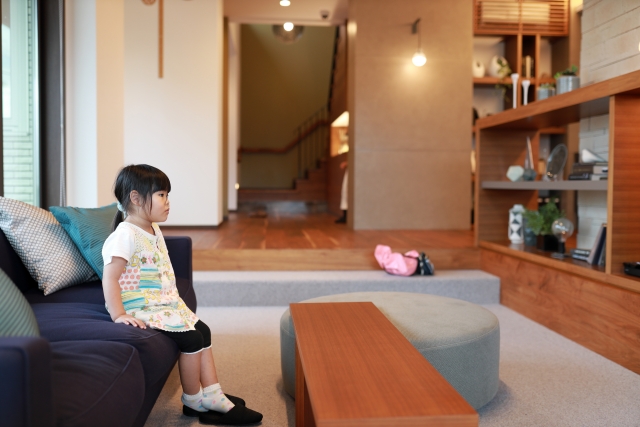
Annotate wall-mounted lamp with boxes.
[283,22,294,31]
[411,18,427,67]
[280,0,290,6]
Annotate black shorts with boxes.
[158,320,211,354]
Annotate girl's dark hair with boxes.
[111,164,171,231]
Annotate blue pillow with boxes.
[0,268,39,337]
[49,203,117,280]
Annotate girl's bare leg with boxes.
[178,352,203,395]
[200,348,219,386]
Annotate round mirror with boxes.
[545,144,568,181]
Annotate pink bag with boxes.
[374,245,420,276]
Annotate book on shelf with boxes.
[568,172,608,181]
[568,172,591,180]
[570,248,591,258]
[571,162,608,174]
[586,223,607,265]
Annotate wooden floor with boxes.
[162,203,477,271]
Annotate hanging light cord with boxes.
[412,18,421,51]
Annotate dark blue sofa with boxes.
[0,229,197,427]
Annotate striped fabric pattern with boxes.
[0,197,98,295]
[49,203,118,279]
[0,268,39,337]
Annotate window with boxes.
[2,0,39,205]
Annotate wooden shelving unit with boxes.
[481,180,608,191]
[475,69,640,290]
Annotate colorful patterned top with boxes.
[102,222,198,332]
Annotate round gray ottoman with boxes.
[280,292,500,409]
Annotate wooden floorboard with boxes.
[162,207,477,271]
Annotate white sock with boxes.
[202,383,235,413]
[181,388,207,413]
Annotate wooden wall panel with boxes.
[607,95,640,274]
[482,249,640,374]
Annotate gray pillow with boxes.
[0,197,98,295]
[0,268,39,336]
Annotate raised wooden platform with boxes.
[162,205,477,271]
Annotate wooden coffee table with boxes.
[290,302,478,427]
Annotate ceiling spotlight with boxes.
[283,22,294,31]
[280,0,290,6]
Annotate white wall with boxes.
[65,0,124,208]
[123,0,224,225]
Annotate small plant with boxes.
[522,202,565,236]
[539,82,555,89]
[554,65,578,79]
[494,58,513,103]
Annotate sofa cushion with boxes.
[33,303,179,387]
[49,203,117,280]
[24,280,105,305]
[0,268,39,337]
[0,197,97,295]
[51,340,144,427]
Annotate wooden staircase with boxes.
[238,159,327,203]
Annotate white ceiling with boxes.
[224,0,348,26]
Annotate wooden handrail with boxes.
[238,118,329,155]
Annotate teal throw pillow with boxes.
[0,268,39,337]
[49,203,117,280]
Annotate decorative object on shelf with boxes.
[544,143,568,181]
[537,83,555,100]
[522,202,564,252]
[488,56,510,78]
[522,55,533,78]
[508,204,525,244]
[506,165,524,182]
[551,218,575,259]
[580,148,606,164]
[411,18,427,67]
[554,65,579,94]
[510,73,519,109]
[521,79,531,105]
[523,137,537,181]
[523,222,537,246]
[472,59,485,78]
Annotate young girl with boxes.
[102,164,262,426]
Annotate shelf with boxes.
[473,76,557,86]
[481,180,608,191]
[480,241,640,294]
[475,69,640,130]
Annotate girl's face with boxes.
[148,190,170,223]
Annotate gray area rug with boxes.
[146,304,640,427]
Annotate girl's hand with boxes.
[115,314,147,329]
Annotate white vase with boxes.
[509,204,525,244]
[472,59,485,78]
[488,56,509,78]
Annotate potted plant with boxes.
[554,65,579,94]
[537,82,555,100]
[522,202,564,251]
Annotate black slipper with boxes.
[198,405,263,426]
[182,394,246,418]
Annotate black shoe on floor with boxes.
[198,405,263,426]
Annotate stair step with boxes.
[193,270,500,306]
